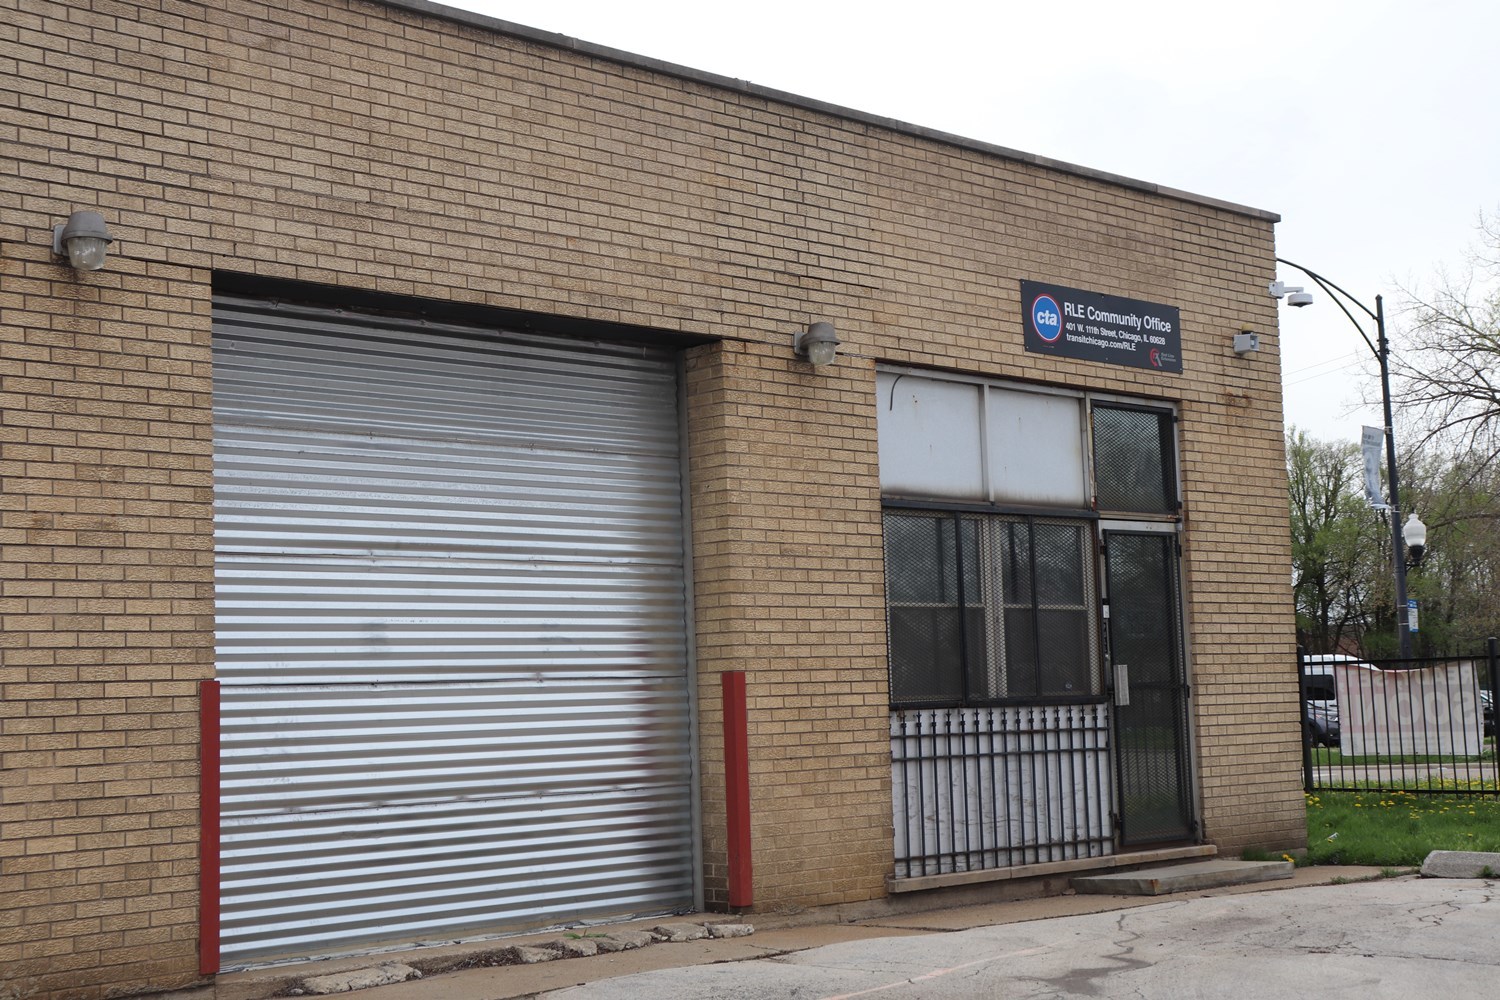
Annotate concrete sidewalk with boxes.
[162,865,1402,1000]
[550,874,1500,999]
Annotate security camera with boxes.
[1269,281,1314,307]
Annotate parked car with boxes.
[1482,689,1494,738]
[1304,700,1340,749]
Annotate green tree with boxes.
[1399,450,1500,653]
[1287,429,1385,653]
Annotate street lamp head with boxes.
[1404,512,1427,568]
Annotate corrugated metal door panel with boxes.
[217,681,693,958]
[212,298,693,964]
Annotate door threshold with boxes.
[887,844,1216,893]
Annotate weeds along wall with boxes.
[1,0,1301,996]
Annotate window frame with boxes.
[1088,400,1180,517]
[877,368,1184,712]
[883,502,1104,709]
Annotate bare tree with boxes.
[1393,212,1500,467]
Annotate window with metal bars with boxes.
[1090,404,1177,514]
[883,509,1101,706]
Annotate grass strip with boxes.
[1305,788,1500,866]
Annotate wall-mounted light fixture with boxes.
[1233,330,1260,356]
[793,321,839,368]
[53,211,113,271]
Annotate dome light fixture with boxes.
[793,321,839,368]
[52,210,114,271]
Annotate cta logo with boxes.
[1031,295,1063,342]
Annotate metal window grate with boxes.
[1091,406,1176,514]
[890,705,1114,876]
[883,510,1099,706]
[883,511,974,705]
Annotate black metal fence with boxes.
[890,704,1113,878]
[1301,638,1500,795]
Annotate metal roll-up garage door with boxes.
[211,297,695,964]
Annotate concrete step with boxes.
[1071,859,1295,896]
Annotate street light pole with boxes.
[1372,294,1415,659]
[1274,258,1414,658]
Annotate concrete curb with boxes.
[1420,850,1500,878]
[274,922,756,997]
[162,866,1393,1000]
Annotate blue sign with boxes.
[1031,295,1063,343]
[1021,280,1182,374]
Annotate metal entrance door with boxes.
[1102,530,1195,845]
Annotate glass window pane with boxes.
[877,373,985,500]
[958,515,982,601]
[883,508,1101,706]
[889,607,965,704]
[1033,521,1086,605]
[1037,609,1094,696]
[963,605,995,700]
[884,512,957,604]
[1003,606,1038,698]
[1000,520,1032,603]
[1092,406,1176,514]
[885,510,971,705]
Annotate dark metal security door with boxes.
[1103,530,1195,845]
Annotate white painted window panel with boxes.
[876,372,984,500]
[985,387,1087,507]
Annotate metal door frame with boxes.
[1099,520,1198,847]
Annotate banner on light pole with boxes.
[1361,426,1387,510]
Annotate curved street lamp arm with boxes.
[1275,257,1381,360]
[1275,257,1379,322]
[1274,256,1411,657]
[1302,272,1381,362]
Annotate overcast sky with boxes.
[448,0,1500,444]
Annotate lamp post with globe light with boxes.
[1271,257,1426,658]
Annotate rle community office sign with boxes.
[1021,280,1182,374]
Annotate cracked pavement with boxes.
[543,878,1500,999]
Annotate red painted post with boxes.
[722,671,753,908]
[198,680,220,977]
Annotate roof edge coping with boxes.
[384,0,1280,224]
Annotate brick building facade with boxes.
[2,1,1304,997]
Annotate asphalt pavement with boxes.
[189,867,1500,1000]
[544,876,1500,1000]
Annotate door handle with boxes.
[1114,663,1130,707]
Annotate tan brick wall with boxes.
[686,342,891,910]
[0,253,214,993]
[2,0,1300,995]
